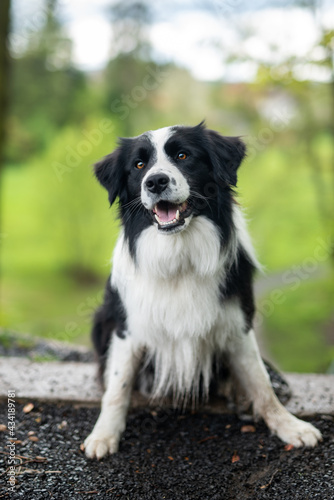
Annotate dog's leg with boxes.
[84,332,141,459]
[227,329,322,447]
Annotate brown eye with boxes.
[136,161,145,169]
[178,152,187,160]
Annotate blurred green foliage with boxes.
[1,0,333,371]
[264,273,334,373]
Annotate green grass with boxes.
[1,269,106,345]
[238,144,331,271]
[1,118,121,344]
[262,272,334,373]
[2,119,121,274]
[0,330,13,349]
[31,353,62,362]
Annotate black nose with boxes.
[145,173,170,194]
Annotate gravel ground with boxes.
[0,401,333,500]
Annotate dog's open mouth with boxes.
[152,200,192,231]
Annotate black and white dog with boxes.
[84,122,321,459]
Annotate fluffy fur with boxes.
[84,122,321,459]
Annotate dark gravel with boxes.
[1,401,333,499]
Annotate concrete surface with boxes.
[0,357,102,404]
[0,357,333,416]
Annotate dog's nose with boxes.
[145,173,170,194]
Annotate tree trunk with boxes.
[0,0,10,168]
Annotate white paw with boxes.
[273,414,322,447]
[84,431,120,459]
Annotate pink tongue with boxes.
[156,203,177,222]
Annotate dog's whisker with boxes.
[122,200,144,225]
[122,197,142,209]
[190,190,214,202]
[190,190,214,214]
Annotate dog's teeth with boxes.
[156,216,180,227]
[175,210,180,221]
[161,219,176,226]
[179,201,187,212]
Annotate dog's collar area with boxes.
[152,199,192,231]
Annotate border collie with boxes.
[84,122,321,459]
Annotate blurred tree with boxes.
[260,4,334,259]
[109,0,151,59]
[104,0,155,135]
[289,2,333,248]
[0,0,10,257]
[216,0,334,259]
[6,0,88,162]
[0,0,10,167]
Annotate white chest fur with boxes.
[112,217,227,338]
[111,216,242,399]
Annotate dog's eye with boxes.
[177,152,187,160]
[136,161,145,169]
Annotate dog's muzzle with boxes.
[143,172,192,233]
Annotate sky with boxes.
[11,0,334,82]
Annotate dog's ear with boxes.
[94,148,124,206]
[206,130,246,187]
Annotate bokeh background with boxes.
[0,0,333,372]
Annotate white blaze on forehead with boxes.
[147,126,176,163]
[141,126,190,210]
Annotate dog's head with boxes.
[95,122,246,236]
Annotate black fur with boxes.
[221,247,256,332]
[94,122,245,257]
[92,277,126,384]
[92,123,255,385]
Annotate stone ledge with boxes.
[0,357,333,416]
[284,373,334,416]
[0,358,102,404]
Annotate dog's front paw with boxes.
[84,431,120,459]
[273,414,322,448]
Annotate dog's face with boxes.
[95,122,246,236]
[139,127,193,234]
